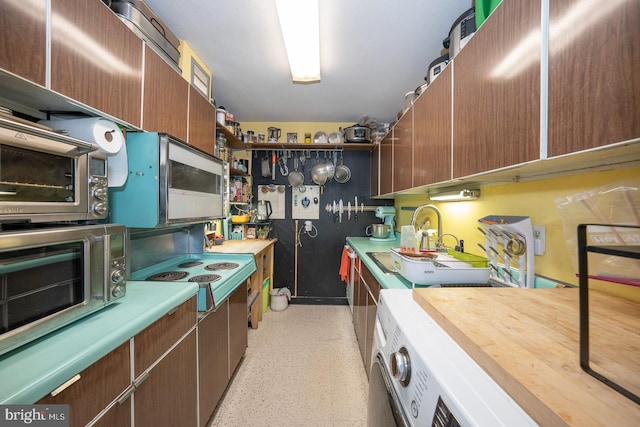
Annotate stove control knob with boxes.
[390,347,411,387]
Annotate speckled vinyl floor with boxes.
[208,304,369,427]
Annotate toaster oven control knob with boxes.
[92,188,107,201]
[111,269,125,285]
[390,347,411,387]
[93,202,107,215]
[112,284,125,299]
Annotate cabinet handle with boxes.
[116,386,135,405]
[167,306,179,316]
[50,374,81,397]
[133,371,150,388]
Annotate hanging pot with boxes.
[334,151,351,184]
[324,152,335,182]
[311,152,328,186]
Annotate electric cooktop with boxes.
[130,253,256,311]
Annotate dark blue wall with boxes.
[250,149,391,304]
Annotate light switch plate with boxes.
[533,225,546,255]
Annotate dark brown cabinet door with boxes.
[134,297,197,377]
[379,132,394,196]
[354,272,367,366]
[547,0,640,156]
[413,65,452,187]
[38,342,130,427]
[198,302,229,427]
[453,0,541,177]
[93,398,132,427]
[50,0,142,126]
[393,112,413,192]
[228,283,248,376]
[134,330,198,427]
[361,264,380,374]
[0,1,46,85]
[188,86,216,155]
[142,45,188,141]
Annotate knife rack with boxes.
[477,215,535,288]
[577,223,640,404]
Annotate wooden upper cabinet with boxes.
[547,0,640,157]
[50,0,142,126]
[393,112,413,192]
[142,45,188,140]
[187,86,216,155]
[0,0,46,85]
[453,0,541,178]
[413,65,452,187]
[379,131,394,196]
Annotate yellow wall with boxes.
[231,121,352,163]
[178,41,212,98]
[394,166,640,300]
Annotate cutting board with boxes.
[412,288,640,426]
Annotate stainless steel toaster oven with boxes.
[0,117,108,224]
[0,223,126,356]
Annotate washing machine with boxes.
[367,289,537,426]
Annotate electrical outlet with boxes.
[533,225,546,255]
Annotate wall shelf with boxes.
[216,123,376,152]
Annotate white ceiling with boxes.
[143,0,473,124]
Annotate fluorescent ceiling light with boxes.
[429,189,480,202]
[275,0,321,83]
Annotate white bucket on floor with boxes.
[270,288,291,311]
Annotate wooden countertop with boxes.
[412,287,640,426]
[205,238,277,255]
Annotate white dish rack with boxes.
[477,215,535,288]
[390,247,491,286]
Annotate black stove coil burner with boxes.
[146,271,189,281]
[188,274,222,283]
[205,262,240,271]
[177,261,204,268]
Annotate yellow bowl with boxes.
[231,214,250,223]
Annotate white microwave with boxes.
[109,133,225,228]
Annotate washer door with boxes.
[368,352,410,427]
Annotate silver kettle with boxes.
[257,200,272,221]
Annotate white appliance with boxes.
[368,289,537,426]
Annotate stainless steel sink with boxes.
[366,252,397,275]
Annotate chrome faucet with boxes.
[410,204,442,250]
[437,233,460,252]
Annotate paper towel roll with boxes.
[39,117,128,187]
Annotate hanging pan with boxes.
[334,151,351,184]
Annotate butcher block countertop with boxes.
[205,238,277,255]
[412,287,640,426]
